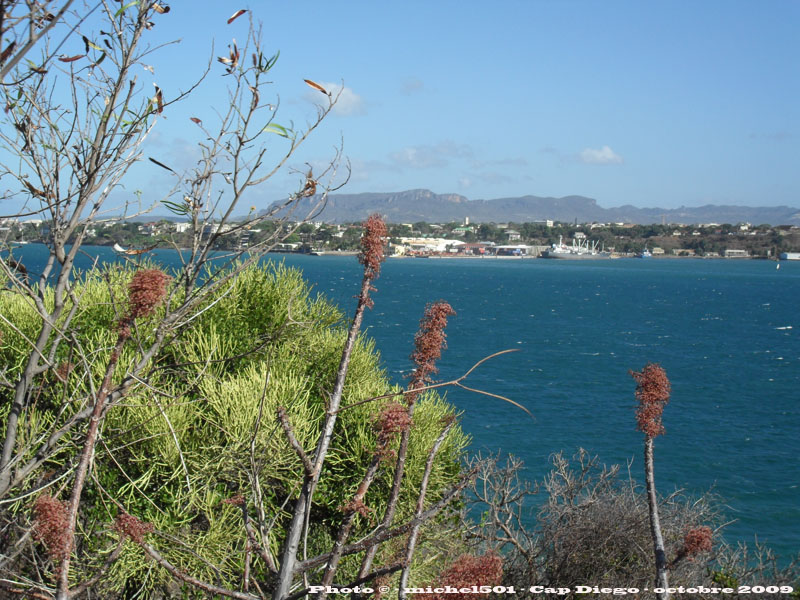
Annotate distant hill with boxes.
[266,189,800,226]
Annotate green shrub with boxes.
[0,262,468,595]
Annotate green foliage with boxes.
[0,262,467,594]
[712,569,739,589]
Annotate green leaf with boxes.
[161,199,190,215]
[264,50,279,71]
[264,123,291,138]
[161,200,189,215]
[115,1,138,17]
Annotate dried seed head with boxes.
[683,526,713,556]
[418,553,503,600]
[114,512,154,544]
[630,363,671,438]
[374,574,392,600]
[117,321,132,339]
[440,414,456,428]
[407,301,456,403]
[55,361,75,380]
[222,494,245,507]
[341,498,370,518]
[32,494,70,562]
[374,402,412,451]
[358,214,387,279]
[128,269,170,319]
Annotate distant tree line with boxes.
[6,219,798,256]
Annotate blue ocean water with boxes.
[8,246,800,558]
[292,254,800,560]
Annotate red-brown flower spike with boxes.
[32,494,71,562]
[222,494,245,507]
[128,268,170,319]
[418,553,503,600]
[341,497,371,518]
[407,301,456,403]
[55,361,74,381]
[631,363,671,438]
[374,402,412,451]
[682,526,712,556]
[358,214,387,279]
[114,512,154,544]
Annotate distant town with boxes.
[2,216,800,259]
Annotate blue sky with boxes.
[8,1,800,215]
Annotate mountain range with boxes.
[267,189,800,226]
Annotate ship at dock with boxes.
[540,235,612,259]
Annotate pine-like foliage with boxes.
[0,263,467,595]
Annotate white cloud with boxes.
[309,82,365,116]
[346,158,395,182]
[433,140,473,159]
[579,145,623,165]
[470,156,529,170]
[477,172,514,185]
[390,146,448,169]
[401,77,424,95]
[389,141,473,169]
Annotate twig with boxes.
[139,543,260,600]
[297,465,477,573]
[336,349,526,415]
[398,420,456,598]
[277,407,313,475]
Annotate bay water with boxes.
[8,245,800,558]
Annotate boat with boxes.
[636,246,653,259]
[541,236,611,259]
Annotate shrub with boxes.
[0,262,468,596]
[465,450,724,596]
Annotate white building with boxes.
[397,237,464,253]
[724,248,749,258]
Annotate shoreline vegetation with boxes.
[6,243,791,262]
[4,217,799,260]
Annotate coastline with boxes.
[4,243,781,261]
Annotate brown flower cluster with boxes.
[32,494,71,562]
[418,552,503,600]
[682,526,713,556]
[630,363,671,438]
[341,497,371,518]
[374,573,392,600]
[374,402,412,453]
[358,214,387,279]
[406,302,456,404]
[221,494,245,507]
[127,268,170,319]
[55,361,75,381]
[113,512,154,544]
